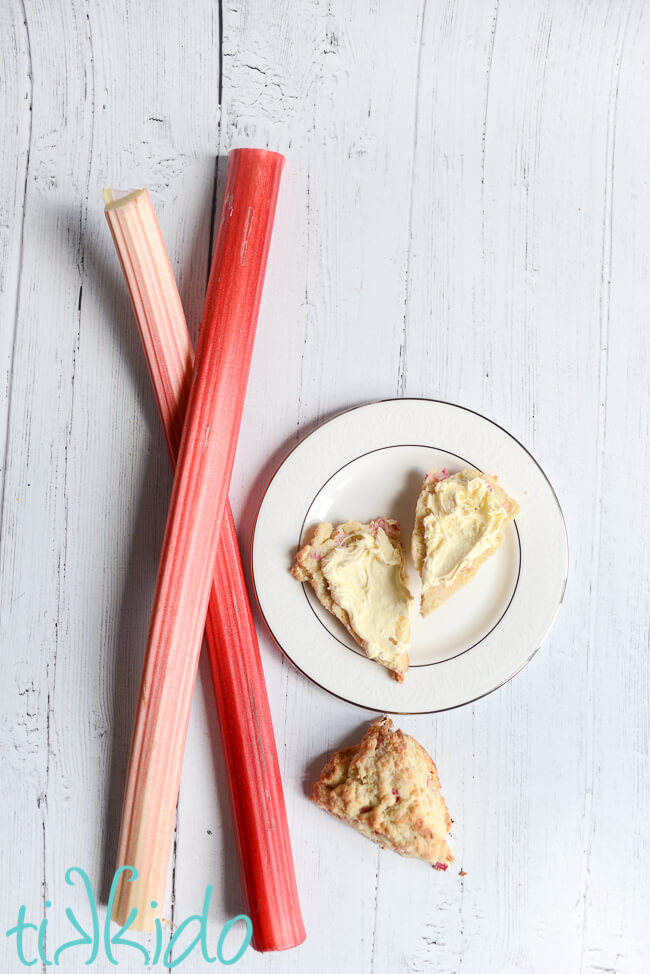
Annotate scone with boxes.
[291,519,413,681]
[412,468,520,617]
[311,716,454,869]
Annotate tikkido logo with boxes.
[5,866,252,968]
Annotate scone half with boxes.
[311,716,454,869]
[412,468,520,617]
[291,519,413,681]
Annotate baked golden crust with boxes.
[311,717,454,869]
[291,519,412,681]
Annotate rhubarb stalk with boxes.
[105,151,303,948]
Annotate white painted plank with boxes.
[395,2,650,972]
[218,2,433,970]
[577,3,650,971]
[77,0,222,966]
[0,0,171,967]
[0,2,90,969]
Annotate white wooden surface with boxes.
[1,1,649,972]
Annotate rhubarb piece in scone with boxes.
[412,468,520,618]
[311,717,454,869]
[291,519,413,681]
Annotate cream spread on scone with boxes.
[291,519,413,681]
[320,525,413,667]
[421,470,511,586]
[413,468,520,616]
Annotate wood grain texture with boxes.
[1,1,649,972]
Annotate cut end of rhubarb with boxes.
[231,147,286,164]
[103,187,145,210]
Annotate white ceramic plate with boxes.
[251,399,567,713]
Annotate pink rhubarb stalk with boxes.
[105,150,304,948]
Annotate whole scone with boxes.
[311,716,454,869]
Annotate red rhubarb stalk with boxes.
[104,151,303,949]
